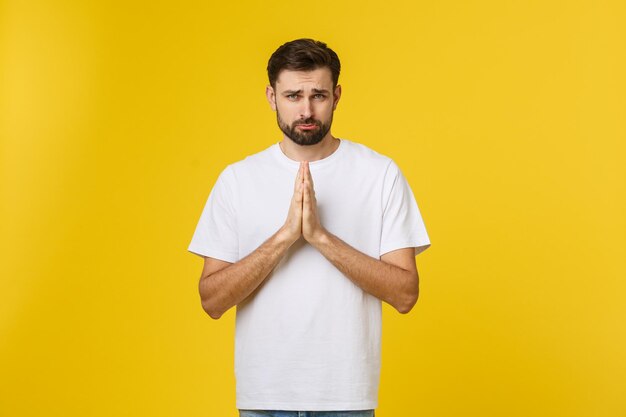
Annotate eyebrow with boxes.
[282,88,330,95]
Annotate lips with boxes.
[297,124,317,130]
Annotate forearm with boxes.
[310,230,419,313]
[199,229,295,319]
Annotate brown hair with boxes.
[267,38,341,89]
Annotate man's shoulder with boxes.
[341,139,395,169]
[223,143,278,172]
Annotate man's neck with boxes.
[279,135,340,162]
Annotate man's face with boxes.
[266,67,341,146]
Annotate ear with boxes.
[332,84,342,110]
[266,85,277,111]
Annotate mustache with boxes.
[292,118,322,128]
[293,118,320,126]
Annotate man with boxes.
[188,38,431,417]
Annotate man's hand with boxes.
[302,161,327,245]
[278,162,304,245]
[278,161,327,246]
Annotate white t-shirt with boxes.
[188,139,430,411]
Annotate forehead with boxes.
[275,67,333,91]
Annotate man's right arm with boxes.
[198,228,294,319]
[197,162,305,319]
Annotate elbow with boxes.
[208,311,223,320]
[201,299,223,320]
[397,305,412,314]
[199,278,224,320]
[396,292,418,314]
[396,276,420,314]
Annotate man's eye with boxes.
[287,94,298,100]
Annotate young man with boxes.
[189,38,431,417]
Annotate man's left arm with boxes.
[301,162,422,314]
[315,233,419,314]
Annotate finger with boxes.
[305,161,315,189]
[304,170,311,197]
[303,170,311,193]
[304,185,314,205]
[304,163,315,198]
[294,163,303,192]
[295,181,303,203]
[303,180,313,213]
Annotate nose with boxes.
[299,97,313,120]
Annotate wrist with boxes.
[308,227,331,249]
[276,226,300,247]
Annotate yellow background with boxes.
[1,1,625,416]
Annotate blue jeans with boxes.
[239,411,375,417]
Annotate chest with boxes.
[234,166,385,255]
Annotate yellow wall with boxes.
[1,1,624,416]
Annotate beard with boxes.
[276,111,332,146]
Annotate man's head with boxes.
[267,38,341,90]
[266,39,342,146]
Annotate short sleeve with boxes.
[188,165,239,262]
[380,161,431,257]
